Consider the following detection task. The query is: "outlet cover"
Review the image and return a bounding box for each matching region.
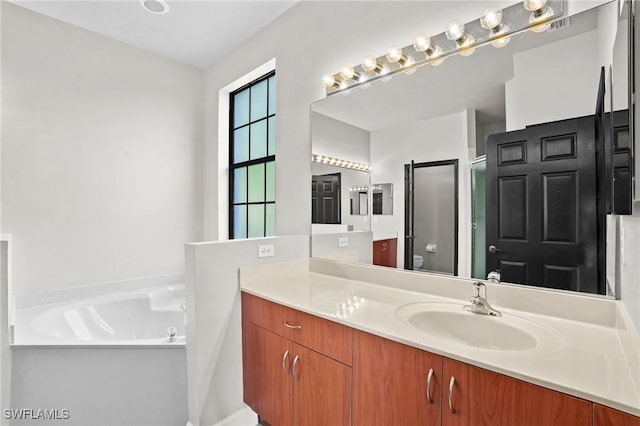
[338,237,349,248]
[258,244,275,258]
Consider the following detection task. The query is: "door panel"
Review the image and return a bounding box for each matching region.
[486,116,599,293]
[311,173,341,224]
[250,324,292,426]
[292,344,350,426]
[353,331,441,426]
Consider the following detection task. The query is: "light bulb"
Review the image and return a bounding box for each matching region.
[322,75,339,88]
[340,67,360,81]
[445,21,466,41]
[413,34,432,52]
[458,34,476,56]
[491,33,511,48]
[386,47,407,65]
[528,6,554,32]
[362,55,383,73]
[425,45,444,66]
[481,7,503,30]
[523,0,547,12]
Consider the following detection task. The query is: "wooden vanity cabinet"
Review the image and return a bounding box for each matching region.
[594,404,640,426]
[372,238,397,268]
[442,358,592,426]
[241,292,352,426]
[353,331,442,426]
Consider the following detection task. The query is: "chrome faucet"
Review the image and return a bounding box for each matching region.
[487,270,501,284]
[464,282,502,317]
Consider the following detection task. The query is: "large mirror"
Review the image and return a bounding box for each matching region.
[310,0,634,297]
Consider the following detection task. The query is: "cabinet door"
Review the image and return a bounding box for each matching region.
[249,324,292,426]
[443,358,591,426]
[292,343,351,426]
[353,331,441,426]
[595,404,640,426]
[372,240,385,266]
[291,309,352,365]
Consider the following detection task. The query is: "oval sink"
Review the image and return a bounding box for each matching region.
[396,302,563,352]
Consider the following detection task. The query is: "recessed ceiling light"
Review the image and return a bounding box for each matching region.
[140,0,169,15]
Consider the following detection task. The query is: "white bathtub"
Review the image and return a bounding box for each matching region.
[12,275,186,346]
[9,275,188,425]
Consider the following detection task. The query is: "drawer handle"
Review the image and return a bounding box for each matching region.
[292,355,300,380]
[448,376,456,414]
[284,321,302,330]
[426,368,434,403]
[281,350,290,374]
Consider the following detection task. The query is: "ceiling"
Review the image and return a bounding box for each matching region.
[11,0,298,68]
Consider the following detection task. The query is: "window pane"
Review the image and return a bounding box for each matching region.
[248,163,265,202]
[268,76,276,115]
[250,120,267,160]
[250,80,268,121]
[266,204,275,236]
[248,204,265,238]
[233,205,247,239]
[233,167,247,203]
[268,117,275,156]
[234,89,250,127]
[233,127,249,164]
[266,161,275,202]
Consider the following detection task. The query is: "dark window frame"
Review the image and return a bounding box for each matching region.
[229,71,276,239]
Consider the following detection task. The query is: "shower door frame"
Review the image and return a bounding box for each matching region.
[404,159,459,275]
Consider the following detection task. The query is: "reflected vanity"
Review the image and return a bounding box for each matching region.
[310,0,635,298]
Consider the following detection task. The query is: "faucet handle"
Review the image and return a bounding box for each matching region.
[472,281,486,298]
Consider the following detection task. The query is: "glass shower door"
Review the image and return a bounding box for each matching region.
[471,158,486,280]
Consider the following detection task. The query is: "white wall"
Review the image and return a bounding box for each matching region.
[185,235,309,426]
[311,231,373,264]
[1,3,203,295]
[369,110,472,275]
[311,112,370,164]
[620,210,640,330]
[505,30,600,131]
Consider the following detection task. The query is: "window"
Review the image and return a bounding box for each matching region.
[229,71,276,239]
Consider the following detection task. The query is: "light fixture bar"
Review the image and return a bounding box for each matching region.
[312,154,372,171]
[324,0,565,95]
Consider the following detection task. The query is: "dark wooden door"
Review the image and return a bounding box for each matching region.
[486,116,599,293]
[311,173,341,224]
[292,343,351,426]
[608,110,632,214]
[353,331,441,426]
[442,358,592,426]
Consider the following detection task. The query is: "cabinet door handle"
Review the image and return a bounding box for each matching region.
[448,376,456,414]
[292,355,300,380]
[284,321,302,330]
[426,368,434,403]
[281,350,290,374]
[382,242,388,251]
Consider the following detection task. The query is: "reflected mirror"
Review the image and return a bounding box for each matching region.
[350,186,369,215]
[310,0,634,297]
[372,184,393,215]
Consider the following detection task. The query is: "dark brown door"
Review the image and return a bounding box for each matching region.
[486,116,598,293]
[311,173,341,224]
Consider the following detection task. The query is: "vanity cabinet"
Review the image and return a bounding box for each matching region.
[594,404,640,426]
[353,330,441,426]
[372,238,397,268]
[241,292,352,426]
[442,358,592,426]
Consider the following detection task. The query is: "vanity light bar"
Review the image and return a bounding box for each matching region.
[312,154,372,171]
[323,0,564,95]
[349,186,369,192]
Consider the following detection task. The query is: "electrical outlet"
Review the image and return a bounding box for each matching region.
[258,244,275,258]
[338,237,349,248]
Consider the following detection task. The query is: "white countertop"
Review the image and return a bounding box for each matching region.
[240,259,640,417]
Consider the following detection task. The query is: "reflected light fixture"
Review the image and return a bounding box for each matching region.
[340,67,361,82]
[312,154,372,171]
[386,47,408,66]
[445,21,476,56]
[523,0,554,33]
[413,34,444,66]
[481,7,511,48]
[362,56,384,74]
[322,74,340,88]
